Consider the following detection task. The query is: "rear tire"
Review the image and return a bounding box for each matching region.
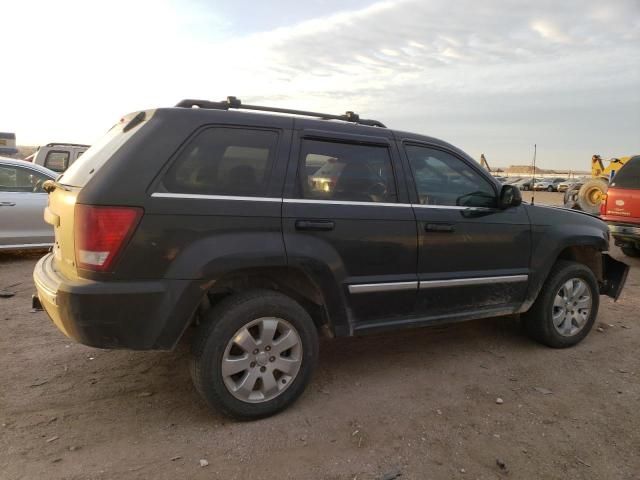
[621,246,640,258]
[523,261,599,348]
[191,289,319,420]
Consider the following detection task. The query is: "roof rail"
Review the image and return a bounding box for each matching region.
[175,96,386,128]
[45,142,90,148]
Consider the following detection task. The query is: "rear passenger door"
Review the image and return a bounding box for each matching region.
[282,129,418,334]
[146,122,292,279]
[401,143,531,319]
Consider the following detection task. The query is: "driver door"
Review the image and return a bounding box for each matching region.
[401,143,531,319]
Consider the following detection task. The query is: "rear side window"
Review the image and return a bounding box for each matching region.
[44,151,69,172]
[163,128,278,197]
[610,157,640,190]
[299,140,397,203]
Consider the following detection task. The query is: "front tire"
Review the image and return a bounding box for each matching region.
[191,290,319,420]
[523,261,599,348]
[547,185,554,192]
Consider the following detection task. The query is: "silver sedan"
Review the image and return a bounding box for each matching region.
[0,157,56,250]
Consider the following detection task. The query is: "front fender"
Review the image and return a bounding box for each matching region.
[521,205,609,311]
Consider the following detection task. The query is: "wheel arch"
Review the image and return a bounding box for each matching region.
[522,236,607,312]
[194,266,349,338]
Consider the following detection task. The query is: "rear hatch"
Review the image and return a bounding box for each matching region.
[602,156,640,224]
[45,111,150,279]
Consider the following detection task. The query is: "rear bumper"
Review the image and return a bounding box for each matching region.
[33,253,203,350]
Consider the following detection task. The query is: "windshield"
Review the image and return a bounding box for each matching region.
[610,156,640,190]
[59,111,152,187]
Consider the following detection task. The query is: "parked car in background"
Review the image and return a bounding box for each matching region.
[600,155,640,257]
[534,178,566,192]
[25,143,89,173]
[0,157,56,250]
[33,97,628,420]
[512,177,535,191]
[557,178,587,193]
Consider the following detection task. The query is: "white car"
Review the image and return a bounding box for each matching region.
[24,142,89,173]
[533,178,566,192]
[0,157,56,250]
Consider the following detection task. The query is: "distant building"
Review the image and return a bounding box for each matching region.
[0,132,18,155]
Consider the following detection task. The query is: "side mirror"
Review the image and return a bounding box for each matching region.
[499,184,522,209]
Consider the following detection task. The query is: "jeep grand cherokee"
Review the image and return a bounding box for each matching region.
[34,97,629,419]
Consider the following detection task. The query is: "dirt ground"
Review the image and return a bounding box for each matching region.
[1,192,639,480]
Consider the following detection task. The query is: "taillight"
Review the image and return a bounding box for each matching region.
[74,205,142,272]
[599,194,607,216]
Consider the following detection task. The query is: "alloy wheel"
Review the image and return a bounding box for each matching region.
[221,317,303,403]
[551,278,592,337]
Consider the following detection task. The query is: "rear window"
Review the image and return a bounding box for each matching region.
[162,127,278,197]
[610,156,640,190]
[44,151,69,172]
[59,111,151,187]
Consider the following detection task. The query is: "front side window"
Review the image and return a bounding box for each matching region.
[0,165,50,193]
[163,128,278,196]
[405,145,496,208]
[299,140,397,203]
[44,151,70,172]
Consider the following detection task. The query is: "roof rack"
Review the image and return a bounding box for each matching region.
[45,142,90,148]
[175,96,386,128]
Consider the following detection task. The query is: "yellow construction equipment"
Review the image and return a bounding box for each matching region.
[564,154,637,213]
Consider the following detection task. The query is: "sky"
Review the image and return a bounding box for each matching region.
[1,0,639,169]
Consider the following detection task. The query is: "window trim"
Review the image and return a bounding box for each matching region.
[295,137,401,204]
[44,150,71,172]
[401,141,499,208]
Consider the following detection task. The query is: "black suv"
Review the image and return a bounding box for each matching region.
[34,97,628,419]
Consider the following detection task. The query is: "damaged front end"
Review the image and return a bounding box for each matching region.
[600,253,630,301]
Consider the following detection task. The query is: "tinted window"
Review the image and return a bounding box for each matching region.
[610,157,640,190]
[164,128,278,196]
[60,111,151,187]
[299,140,397,203]
[405,145,496,207]
[44,151,69,172]
[0,165,50,193]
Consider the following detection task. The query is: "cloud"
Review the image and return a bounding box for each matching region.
[530,20,572,44]
[1,0,639,168]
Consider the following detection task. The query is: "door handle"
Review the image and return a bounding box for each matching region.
[0,202,16,207]
[295,220,335,231]
[425,223,454,233]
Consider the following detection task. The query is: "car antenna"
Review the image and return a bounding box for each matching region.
[531,144,537,205]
